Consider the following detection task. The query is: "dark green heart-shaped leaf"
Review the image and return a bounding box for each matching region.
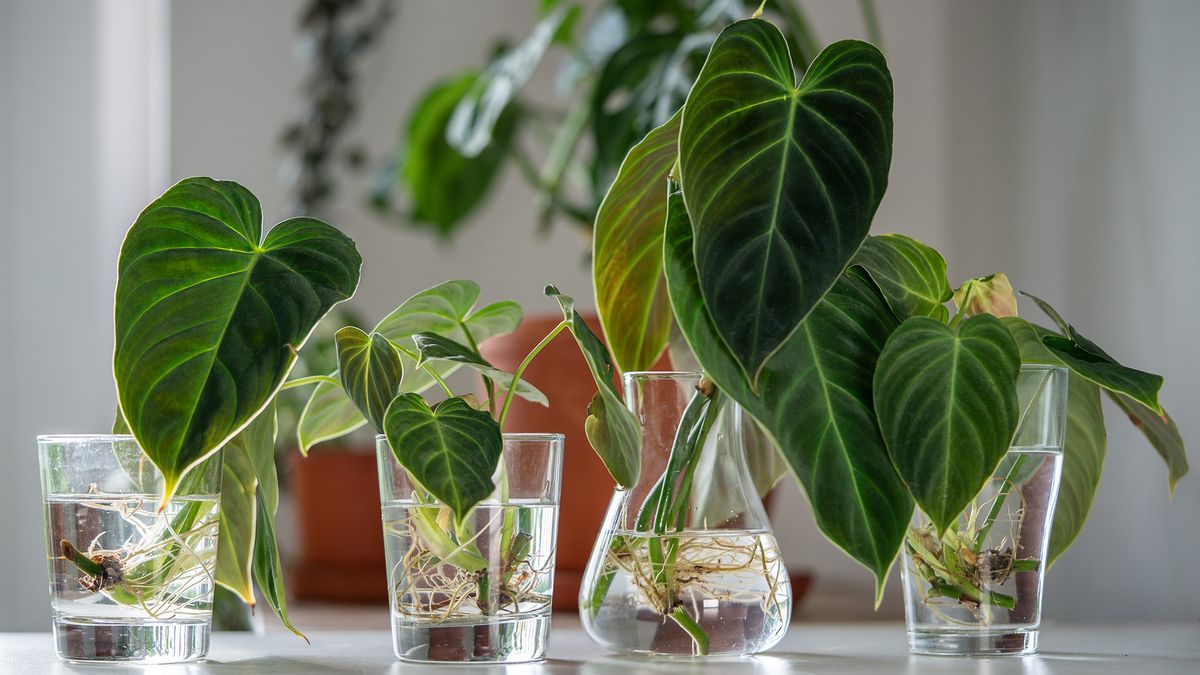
[1022,292,1164,414]
[679,22,893,381]
[545,286,641,488]
[412,332,547,406]
[335,327,404,433]
[874,314,1021,534]
[593,109,681,373]
[399,72,518,236]
[850,234,952,321]
[297,280,521,452]
[663,184,911,597]
[1110,392,1188,493]
[114,177,361,502]
[383,393,503,522]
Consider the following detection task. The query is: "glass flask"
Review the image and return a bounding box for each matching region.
[579,372,791,656]
[39,435,222,664]
[377,432,563,663]
[902,364,1069,655]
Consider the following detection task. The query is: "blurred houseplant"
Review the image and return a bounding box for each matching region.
[585,12,1189,656]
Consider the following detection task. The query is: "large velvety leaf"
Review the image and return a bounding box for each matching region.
[296,280,521,452]
[874,315,1021,534]
[411,332,547,406]
[114,177,361,502]
[663,185,911,596]
[400,72,517,236]
[679,21,893,381]
[335,327,404,433]
[593,109,681,373]
[1110,392,1188,493]
[1023,292,1164,414]
[850,234,952,322]
[1050,375,1106,564]
[545,286,642,488]
[446,5,569,157]
[383,394,504,523]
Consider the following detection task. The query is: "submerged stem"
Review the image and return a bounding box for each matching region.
[669,606,710,656]
[60,539,106,578]
[974,454,1027,553]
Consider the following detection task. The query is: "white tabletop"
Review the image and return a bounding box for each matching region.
[0,620,1196,673]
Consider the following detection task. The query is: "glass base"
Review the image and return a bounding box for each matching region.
[908,628,1038,656]
[392,614,549,663]
[53,618,209,663]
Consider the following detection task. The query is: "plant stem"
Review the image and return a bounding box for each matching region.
[974,455,1027,553]
[458,320,496,416]
[497,321,567,428]
[669,607,710,656]
[397,344,455,399]
[280,374,341,390]
[59,540,105,577]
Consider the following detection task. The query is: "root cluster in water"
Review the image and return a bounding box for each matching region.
[605,533,785,618]
[390,517,551,623]
[55,493,217,619]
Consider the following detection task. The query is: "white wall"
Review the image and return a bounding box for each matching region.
[0,0,170,631]
[945,0,1200,621]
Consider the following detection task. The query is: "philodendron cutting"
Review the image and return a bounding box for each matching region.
[584,13,1189,657]
[291,280,637,662]
[42,177,362,662]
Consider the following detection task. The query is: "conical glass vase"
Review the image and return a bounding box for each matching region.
[579,372,791,657]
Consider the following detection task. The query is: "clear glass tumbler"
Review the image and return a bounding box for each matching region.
[38,435,222,663]
[377,432,564,663]
[579,372,792,657]
[902,364,1069,655]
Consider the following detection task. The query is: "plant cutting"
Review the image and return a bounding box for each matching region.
[292,280,638,662]
[584,8,1189,657]
[579,371,792,657]
[40,177,362,663]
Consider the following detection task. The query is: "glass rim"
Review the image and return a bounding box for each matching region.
[1018,364,1068,374]
[374,432,565,443]
[37,434,136,443]
[623,370,702,381]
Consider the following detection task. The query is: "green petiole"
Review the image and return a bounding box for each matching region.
[669,606,710,656]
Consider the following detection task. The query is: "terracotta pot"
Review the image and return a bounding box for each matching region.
[479,312,627,610]
[286,450,387,602]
